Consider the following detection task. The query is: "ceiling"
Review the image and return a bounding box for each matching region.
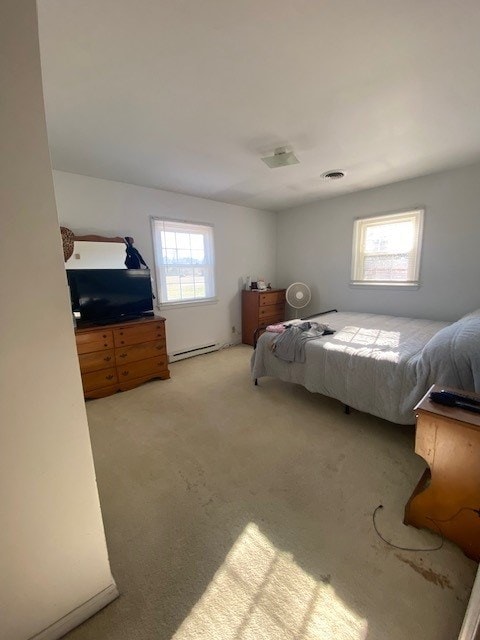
[38,0,480,212]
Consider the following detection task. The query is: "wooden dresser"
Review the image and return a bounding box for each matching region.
[74,316,170,399]
[242,289,286,346]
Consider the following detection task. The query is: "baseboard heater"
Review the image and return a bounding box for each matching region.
[168,342,220,363]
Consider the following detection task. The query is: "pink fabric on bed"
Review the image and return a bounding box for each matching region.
[266,323,286,333]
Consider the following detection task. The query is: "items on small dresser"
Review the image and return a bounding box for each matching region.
[241,288,286,346]
[74,316,170,399]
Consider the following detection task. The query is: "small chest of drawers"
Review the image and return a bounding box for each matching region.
[404,385,480,561]
[74,316,170,399]
[241,289,286,346]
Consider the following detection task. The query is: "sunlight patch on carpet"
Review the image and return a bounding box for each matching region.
[172,522,368,640]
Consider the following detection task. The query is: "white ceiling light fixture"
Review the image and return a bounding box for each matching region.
[261,146,300,169]
[322,170,346,181]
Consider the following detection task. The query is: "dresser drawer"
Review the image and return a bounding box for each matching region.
[115,340,166,365]
[116,355,168,381]
[259,291,286,306]
[79,349,115,373]
[258,303,284,319]
[113,322,165,347]
[259,313,285,327]
[76,329,114,354]
[82,367,118,392]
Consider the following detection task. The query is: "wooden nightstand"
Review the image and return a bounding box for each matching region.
[404,384,480,561]
[241,289,286,346]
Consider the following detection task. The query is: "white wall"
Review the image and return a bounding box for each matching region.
[53,171,278,354]
[0,3,116,640]
[277,162,480,322]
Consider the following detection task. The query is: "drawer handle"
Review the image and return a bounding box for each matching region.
[121,370,129,376]
[120,341,125,345]
[119,353,127,358]
[103,334,107,338]
[104,343,108,347]
[119,332,124,336]
[156,345,163,350]
[104,356,112,362]
[106,374,114,380]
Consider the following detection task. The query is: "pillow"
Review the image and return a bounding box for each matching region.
[419,316,480,392]
[459,308,480,322]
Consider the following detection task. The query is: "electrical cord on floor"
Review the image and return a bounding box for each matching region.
[373,504,480,552]
[372,505,443,552]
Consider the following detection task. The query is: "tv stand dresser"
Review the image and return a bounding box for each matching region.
[74,316,170,399]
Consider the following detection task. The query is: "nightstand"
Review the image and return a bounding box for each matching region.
[404,384,480,560]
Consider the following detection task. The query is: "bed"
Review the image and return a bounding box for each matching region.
[251,309,480,424]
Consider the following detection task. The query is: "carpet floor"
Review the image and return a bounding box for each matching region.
[65,344,476,640]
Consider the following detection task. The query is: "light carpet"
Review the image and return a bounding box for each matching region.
[65,344,476,640]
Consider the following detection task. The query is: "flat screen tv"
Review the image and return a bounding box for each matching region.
[67,269,154,325]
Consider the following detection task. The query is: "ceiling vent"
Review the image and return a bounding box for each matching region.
[261,147,299,169]
[322,170,346,180]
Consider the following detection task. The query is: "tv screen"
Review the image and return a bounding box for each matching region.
[67,269,154,324]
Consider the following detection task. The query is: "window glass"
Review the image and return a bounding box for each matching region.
[351,209,424,285]
[151,218,216,304]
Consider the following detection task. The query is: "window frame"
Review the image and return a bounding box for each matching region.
[151,217,217,307]
[350,208,424,288]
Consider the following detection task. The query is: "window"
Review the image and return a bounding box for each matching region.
[151,218,216,304]
[351,209,424,286]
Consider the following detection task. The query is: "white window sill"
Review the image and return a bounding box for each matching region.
[157,297,218,311]
[349,282,421,290]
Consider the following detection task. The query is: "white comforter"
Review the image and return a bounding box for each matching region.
[251,310,480,424]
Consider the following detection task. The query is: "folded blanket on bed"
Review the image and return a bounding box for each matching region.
[272,322,330,363]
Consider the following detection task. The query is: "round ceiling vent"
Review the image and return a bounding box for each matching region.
[322,170,346,181]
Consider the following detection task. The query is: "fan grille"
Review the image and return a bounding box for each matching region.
[286,282,311,309]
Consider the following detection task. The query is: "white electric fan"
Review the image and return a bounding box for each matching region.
[285,282,312,318]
